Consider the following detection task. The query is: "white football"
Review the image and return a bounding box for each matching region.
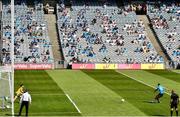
[121,99,125,102]
[6,105,10,109]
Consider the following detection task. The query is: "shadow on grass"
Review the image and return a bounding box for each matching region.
[143,100,158,104]
[152,114,166,116]
[5,113,13,116]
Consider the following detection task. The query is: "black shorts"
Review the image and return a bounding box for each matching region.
[171,103,178,109]
[157,93,163,98]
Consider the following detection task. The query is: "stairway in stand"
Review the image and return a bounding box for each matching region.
[137,15,170,63]
[45,14,64,68]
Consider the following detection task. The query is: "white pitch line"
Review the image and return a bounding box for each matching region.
[14,111,80,114]
[31,93,66,96]
[171,70,180,74]
[117,71,170,95]
[65,94,81,113]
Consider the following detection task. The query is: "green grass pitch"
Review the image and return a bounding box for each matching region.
[14,70,80,116]
[12,69,180,116]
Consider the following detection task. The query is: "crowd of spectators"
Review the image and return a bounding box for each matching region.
[57,0,163,64]
[1,3,54,64]
[1,4,12,64]
[148,2,180,67]
[1,1,169,65]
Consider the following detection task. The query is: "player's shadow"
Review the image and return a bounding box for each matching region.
[5,114,12,116]
[6,114,20,117]
[152,115,166,116]
[143,100,156,103]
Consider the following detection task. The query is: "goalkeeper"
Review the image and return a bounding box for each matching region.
[14,84,24,101]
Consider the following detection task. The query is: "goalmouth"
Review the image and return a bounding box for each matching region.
[0,66,14,116]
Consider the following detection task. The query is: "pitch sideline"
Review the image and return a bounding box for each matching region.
[31,93,82,113]
[117,70,170,96]
[65,94,81,113]
[31,93,66,96]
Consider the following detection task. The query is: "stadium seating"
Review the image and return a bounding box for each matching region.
[1,4,11,64]
[57,0,164,64]
[1,0,179,68]
[147,3,180,65]
[1,3,54,64]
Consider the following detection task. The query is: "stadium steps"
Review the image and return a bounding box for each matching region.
[137,15,169,63]
[45,14,64,68]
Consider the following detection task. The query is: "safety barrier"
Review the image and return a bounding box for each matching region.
[14,63,54,70]
[72,63,165,70]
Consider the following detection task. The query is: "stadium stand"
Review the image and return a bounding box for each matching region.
[57,0,164,64]
[0,0,179,69]
[147,2,180,68]
[1,1,54,64]
[1,1,11,65]
[0,6,1,65]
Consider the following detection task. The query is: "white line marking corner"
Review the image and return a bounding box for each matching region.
[117,71,170,95]
[65,94,81,113]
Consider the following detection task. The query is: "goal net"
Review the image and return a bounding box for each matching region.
[0,66,13,115]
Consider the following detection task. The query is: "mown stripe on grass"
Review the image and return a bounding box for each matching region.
[119,70,180,97]
[171,70,180,74]
[83,70,170,116]
[14,70,80,116]
[47,70,146,116]
[146,70,180,83]
[14,70,63,94]
[14,111,80,116]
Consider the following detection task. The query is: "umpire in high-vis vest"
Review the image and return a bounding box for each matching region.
[18,89,31,116]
